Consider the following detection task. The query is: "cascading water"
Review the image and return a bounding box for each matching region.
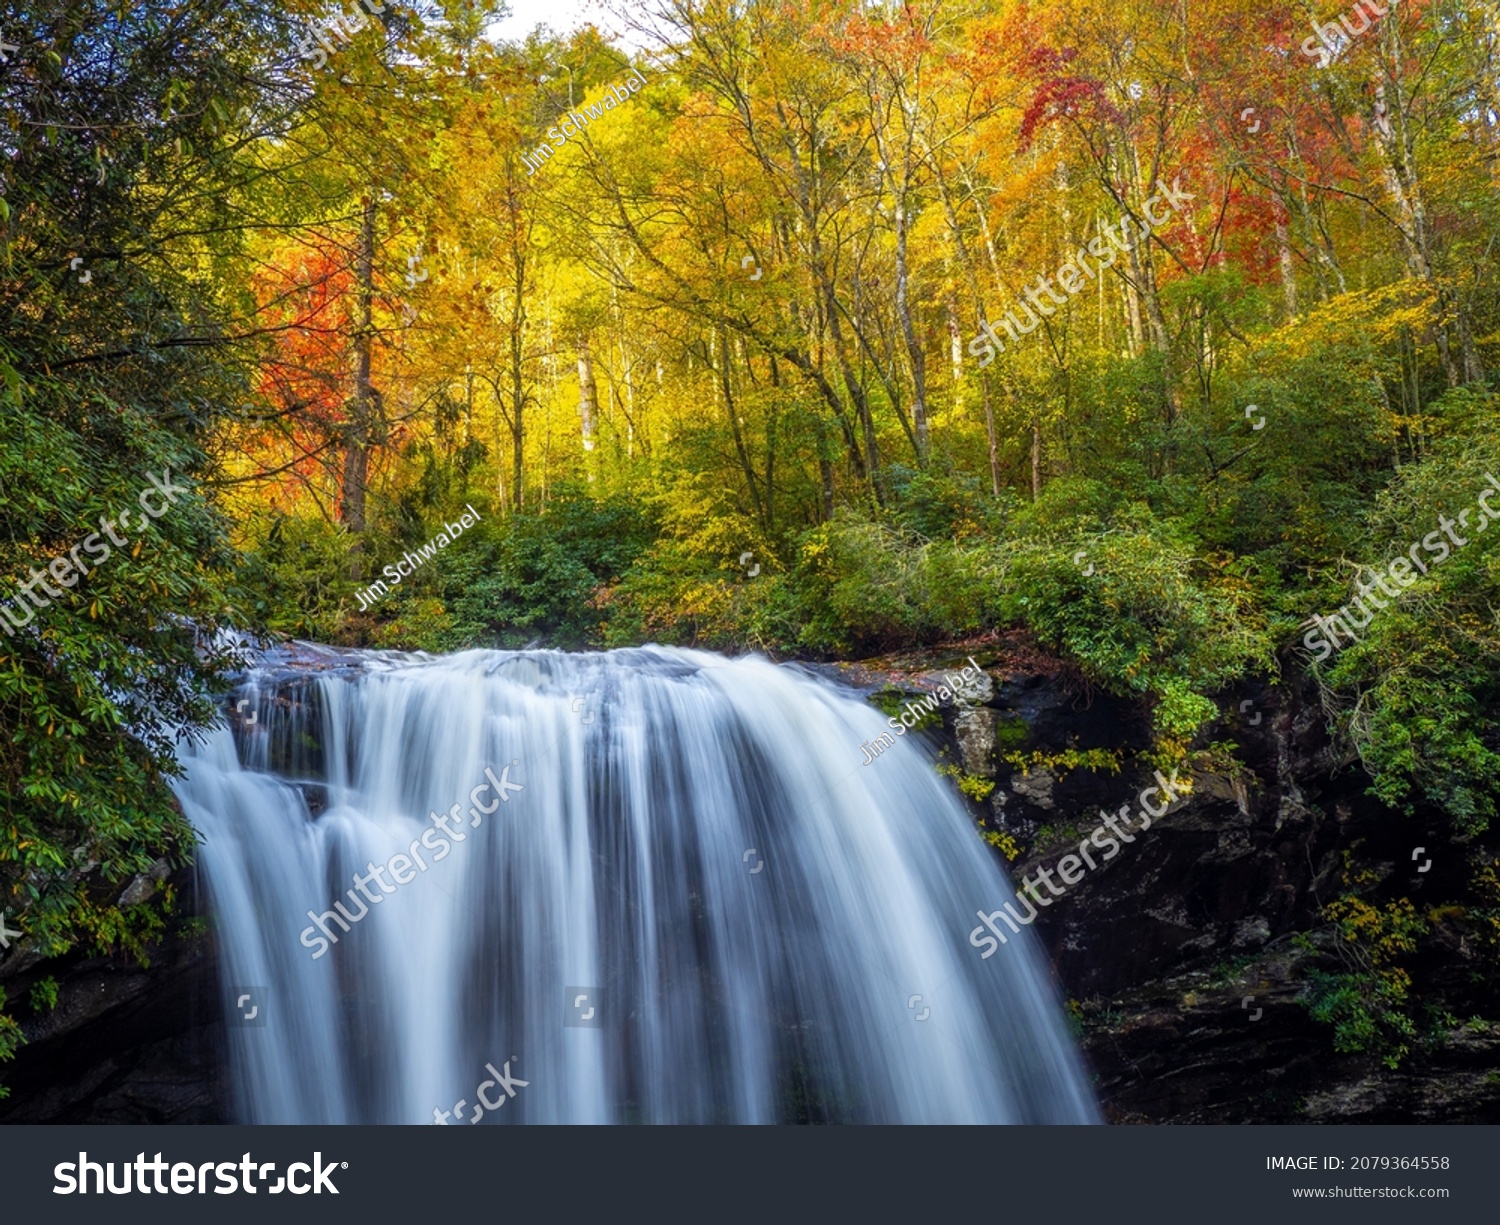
[172,645,1100,1124]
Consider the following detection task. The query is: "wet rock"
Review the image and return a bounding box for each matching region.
[1010,766,1057,810]
[0,867,228,1124]
[953,706,996,779]
[117,858,172,908]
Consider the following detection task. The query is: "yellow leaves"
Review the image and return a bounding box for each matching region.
[980,826,1021,860]
[1326,893,1424,962]
[1269,282,1438,362]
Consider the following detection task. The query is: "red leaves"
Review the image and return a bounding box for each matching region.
[984,11,1118,152]
[1018,43,1077,76]
[1018,72,1120,151]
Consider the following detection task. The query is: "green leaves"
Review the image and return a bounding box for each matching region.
[1314,413,1500,834]
[991,511,1276,755]
[0,0,262,1095]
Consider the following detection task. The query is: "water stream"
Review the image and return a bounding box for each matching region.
[171,645,1099,1124]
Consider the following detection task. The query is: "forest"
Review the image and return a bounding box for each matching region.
[2,0,1500,1100]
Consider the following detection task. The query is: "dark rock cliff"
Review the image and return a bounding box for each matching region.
[0,865,228,1123]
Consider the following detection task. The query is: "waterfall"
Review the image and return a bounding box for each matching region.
[172,645,1099,1124]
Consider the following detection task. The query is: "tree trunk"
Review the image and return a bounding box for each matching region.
[1275,211,1298,319]
[980,380,1002,497]
[509,368,524,512]
[1122,146,1179,425]
[892,190,929,462]
[1031,420,1042,501]
[340,195,377,579]
[714,327,765,525]
[946,293,964,401]
[931,162,1003,496]
[577,338,598,474]
[1372,32,1483,384]
[814,415,834,521]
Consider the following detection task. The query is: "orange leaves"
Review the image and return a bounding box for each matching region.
[825,0,936,67]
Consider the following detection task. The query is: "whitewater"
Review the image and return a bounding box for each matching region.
[170,644,1099,1124]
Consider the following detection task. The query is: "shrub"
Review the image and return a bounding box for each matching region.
[995,524,1276,758]
[1314,419,1500,834]
[235,511,359,642]
[787,512,1000,655]
[1301,857,1429,1069]
[441,485,655,649]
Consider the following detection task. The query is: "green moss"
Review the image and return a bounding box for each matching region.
[994,715,1030,751]
[868,686,905,719]
[869,685,942,730]
[1205,954,1259,988]
[29,976,59,1014]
